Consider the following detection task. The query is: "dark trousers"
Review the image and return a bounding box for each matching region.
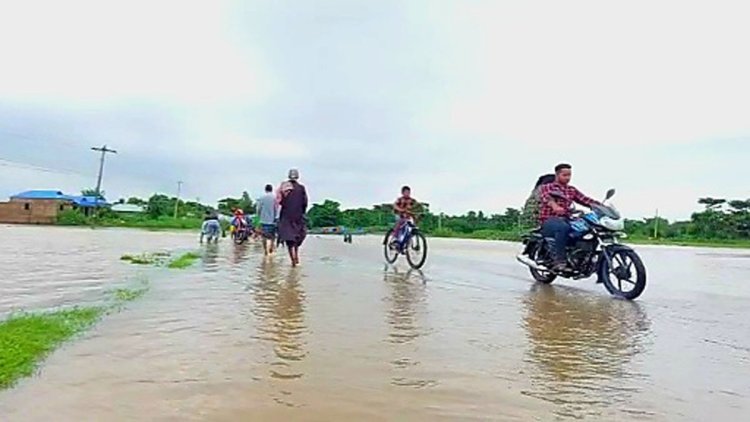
[541,217,570,262]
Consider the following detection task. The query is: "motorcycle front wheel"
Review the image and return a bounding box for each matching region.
[598,249,647,300]
[234,231,246,245]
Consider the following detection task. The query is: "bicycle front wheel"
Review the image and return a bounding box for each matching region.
[405,231,428,269]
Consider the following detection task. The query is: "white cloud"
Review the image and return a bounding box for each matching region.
[187,134,310,160]
[415,0,750,147]
[0,0,747,220]
[0,0,272,105]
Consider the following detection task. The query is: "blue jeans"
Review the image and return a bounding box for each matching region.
[541,217,570,263]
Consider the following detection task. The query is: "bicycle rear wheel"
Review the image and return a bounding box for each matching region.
[405,231,428,269]
[383,231,398,264]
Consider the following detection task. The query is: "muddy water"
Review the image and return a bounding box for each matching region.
[0,226,749,421]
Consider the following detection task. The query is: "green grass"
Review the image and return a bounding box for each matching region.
[113,286,148,302]
[429,229,750,249]
[58,213,204,230]
[0,282,150,390]
[0,307,104,389]
[626,236,750,249]
[120,253,156,265]
[99,216,202,230]
[120,251,171,266]
[167,251,201,269]
[429,228,523,242]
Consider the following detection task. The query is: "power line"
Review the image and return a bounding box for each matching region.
[91,145,117,198]
[0,128,85,149]
[0,157,85,176]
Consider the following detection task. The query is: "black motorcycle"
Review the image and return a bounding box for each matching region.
[517,189,647,300]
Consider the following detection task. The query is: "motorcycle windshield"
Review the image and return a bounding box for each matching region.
[593,203,621,220]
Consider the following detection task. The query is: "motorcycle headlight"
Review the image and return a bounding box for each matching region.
[600,217,625,231]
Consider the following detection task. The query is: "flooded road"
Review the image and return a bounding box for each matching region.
[1,225,748,420]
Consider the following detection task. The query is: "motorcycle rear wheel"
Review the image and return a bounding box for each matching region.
[528,242,557,284]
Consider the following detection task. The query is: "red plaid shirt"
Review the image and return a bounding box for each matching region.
[394,196,417,218]
[538,182,598,223]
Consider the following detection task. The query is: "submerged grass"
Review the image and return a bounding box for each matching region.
[120,251,171,266]
[0,307,103,389]
[113,286,148,302]
[167,251,201,269]
[120,254,155,265]
[0,281,151,390]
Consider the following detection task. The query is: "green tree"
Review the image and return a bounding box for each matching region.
[307,200,343,227]
[217,192,256,215]
[728,200,750,212]
[126,197,147,206]
[698,197,726,210]
[146,194,173,218]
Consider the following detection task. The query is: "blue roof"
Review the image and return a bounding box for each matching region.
[12,190,68,200]
[68,195,109,207]
[11,190,109,207]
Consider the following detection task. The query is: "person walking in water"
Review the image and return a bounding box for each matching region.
[257,184,279,256]
[278,169,308,266]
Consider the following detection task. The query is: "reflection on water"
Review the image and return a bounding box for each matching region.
[383,268,437,389]
[384,268,427,345]
[230,242,250,265]
[251,260,307,381]
[201,243,220,271]
[522,284,652,418]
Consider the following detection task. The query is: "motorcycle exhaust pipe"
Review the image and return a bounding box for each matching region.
[516,254,550,272]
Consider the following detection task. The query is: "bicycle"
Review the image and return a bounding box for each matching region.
[383,220,428,269]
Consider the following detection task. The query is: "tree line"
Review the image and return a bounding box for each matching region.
[306,197,750,241]
[100,191,749,242]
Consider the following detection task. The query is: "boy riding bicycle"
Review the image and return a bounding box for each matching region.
[390,186,418,246]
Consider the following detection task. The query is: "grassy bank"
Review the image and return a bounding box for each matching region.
[626,236,750,249]
[429,228,522,242]
[429,228,750,248]
[0,285,148,389]
[58,212,203,230]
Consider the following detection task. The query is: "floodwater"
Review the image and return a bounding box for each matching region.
[0,225,748,421]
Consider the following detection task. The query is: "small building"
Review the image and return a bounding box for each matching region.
[0,190,109,224]
[111,203,145,213]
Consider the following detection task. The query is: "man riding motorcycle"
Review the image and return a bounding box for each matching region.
[538,163,601,272]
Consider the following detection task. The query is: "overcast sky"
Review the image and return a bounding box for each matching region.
[0,0,747,220]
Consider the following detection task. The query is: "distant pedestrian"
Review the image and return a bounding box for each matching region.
[277,169,308,266]
[201,210,221,244]
[257,184,279,256]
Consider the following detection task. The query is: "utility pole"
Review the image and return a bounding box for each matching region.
[90,145,117,201]
[654,208,660,239]
[174,181,183,218]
